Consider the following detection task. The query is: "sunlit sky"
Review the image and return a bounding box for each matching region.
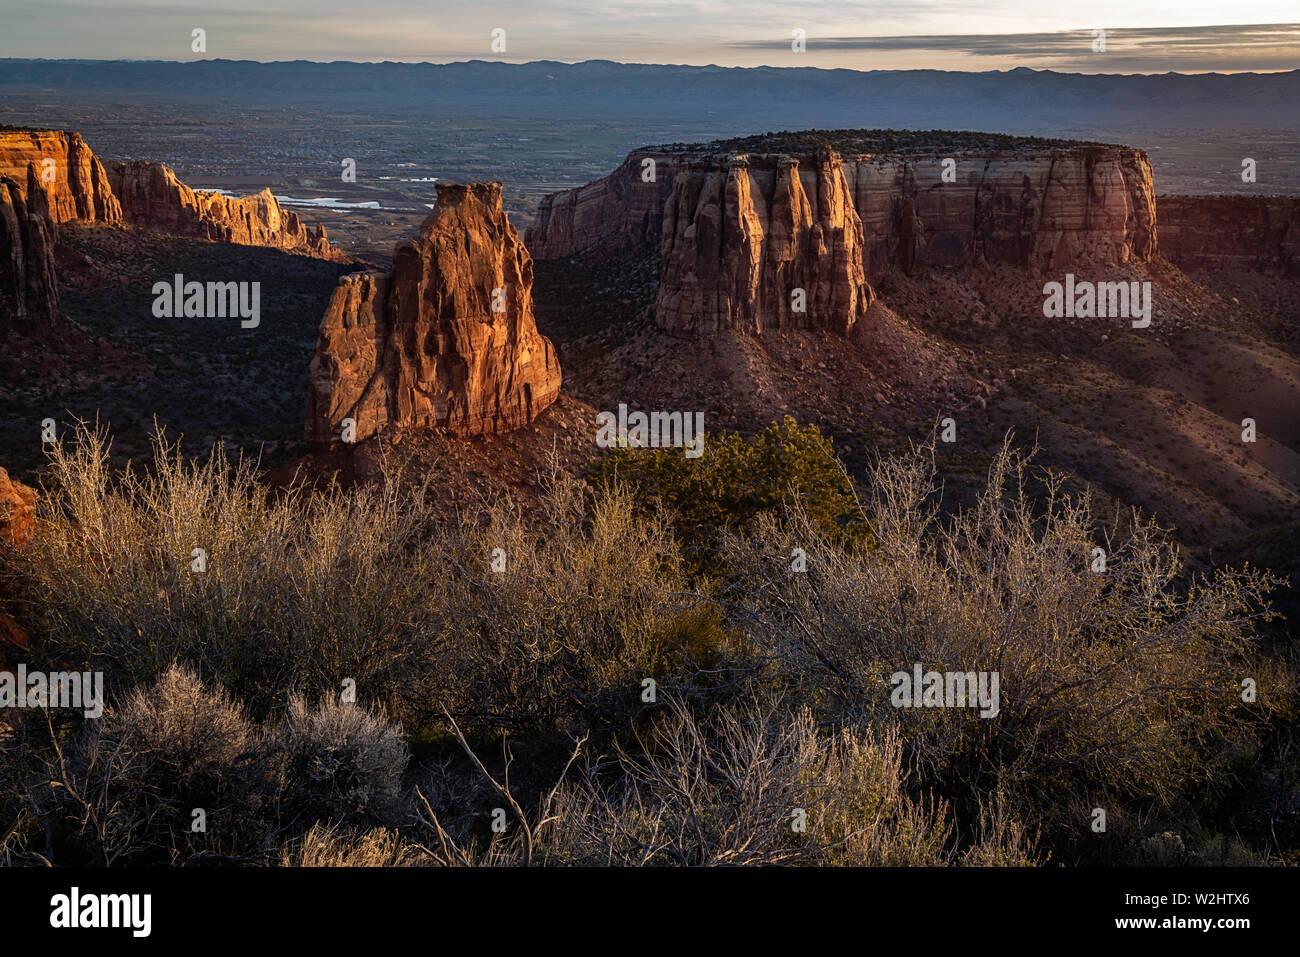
[2,1,1298,72]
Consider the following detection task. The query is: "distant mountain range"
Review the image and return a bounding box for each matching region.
[2,59,1298,130]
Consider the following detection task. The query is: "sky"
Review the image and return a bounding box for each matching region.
[2,0,1298,72]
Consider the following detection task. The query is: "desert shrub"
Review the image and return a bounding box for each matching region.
[4,422,1288,866]
[543,697,1035,866]
[719,438,1282,846]
[588,416,869,548]
[28,663,267,865]
[429,475,706,739]
[265,696,409,829]
[12,425,710,740]
[422,696,1037,866]
[13,426,456,722]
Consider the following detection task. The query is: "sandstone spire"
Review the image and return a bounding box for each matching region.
[306,181,562,446]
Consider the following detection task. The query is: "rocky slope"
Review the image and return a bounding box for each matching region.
[1159,196,1299,275]
[0,165,60,330]
[306,181,561,446]
[107,160,348,261]
[0,129,121,224]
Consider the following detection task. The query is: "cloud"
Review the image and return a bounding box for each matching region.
[1,2,1297,71]
[731,23,1300,68]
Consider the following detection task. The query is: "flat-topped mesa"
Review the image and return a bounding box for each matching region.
[656,151,873,336]
[1158,195,1299,275]
[106,161,350,261]
[527,132,1160,307]
[0,166,60,332]
[305,181,562,446]
[0,129,121,224]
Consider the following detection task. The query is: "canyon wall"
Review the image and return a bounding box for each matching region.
[0,129,346,261]
[306,182,561,446]
[0,166,60,330]
[107,161,349,261]
[0,129,121,224]
[528,144,1158,277]
[528,152,684,260]
[527,141,1159,337]
[1158,196,1299,275]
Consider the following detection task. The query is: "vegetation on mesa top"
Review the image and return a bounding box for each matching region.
[644,128,1121,156]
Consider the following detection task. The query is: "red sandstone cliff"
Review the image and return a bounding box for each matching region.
[529,141,1157,339]
[656,152,873,336]
[306,181,561,446]
[528,143,1158,278]
[528,152,686,260]
[0,129,121,224]
[107,160,349,261]
[0,467,37,548]
[1158,195,1299,275]
[0,165,60,330]
[0,129,347,261]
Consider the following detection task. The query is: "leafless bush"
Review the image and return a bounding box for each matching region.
[545,697,1033,866]
[265,696,410,829]
[30,663,266,864]
[719,438,1281,830]
[409,696,1036,867]
[4,424,1286,865]
[15,425,455,721]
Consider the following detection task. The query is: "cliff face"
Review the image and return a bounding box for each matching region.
[107,161,349,261]
[656,152,873,335]
[528,152,684,260]
[528,141,1159,337]
[850,148,1157,274]
[306,182,561,446]
[0,166,60,331]
[529,144,1158,278]
[0,130,121,224]
[0,130,346,260]
[1158,196,1299,275]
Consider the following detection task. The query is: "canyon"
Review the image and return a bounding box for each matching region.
[2,125,1297,555]
[305,181,561,446]
[526,130,1300,553]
